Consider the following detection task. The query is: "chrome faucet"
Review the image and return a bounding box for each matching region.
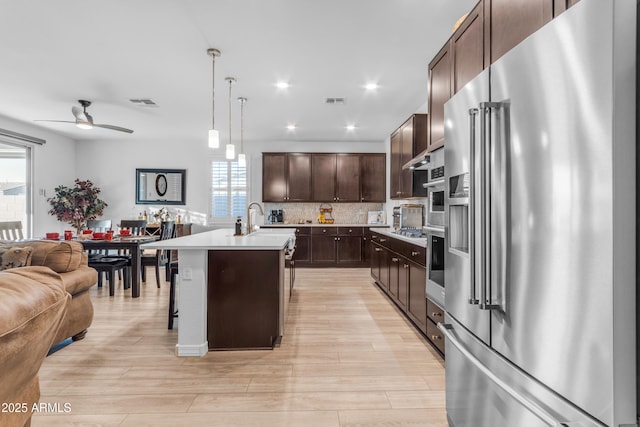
[246,202,264,235]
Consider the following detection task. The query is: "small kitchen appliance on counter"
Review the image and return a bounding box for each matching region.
[392,204,424,231]
[268,209,283,224]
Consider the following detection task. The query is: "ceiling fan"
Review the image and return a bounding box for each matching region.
[36,100,134,134]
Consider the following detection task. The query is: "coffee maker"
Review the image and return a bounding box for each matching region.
[268,209,283,224]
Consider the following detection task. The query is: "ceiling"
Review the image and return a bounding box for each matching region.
[0,0,475,145]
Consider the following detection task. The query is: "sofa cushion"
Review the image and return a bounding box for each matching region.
[0,266,69,426]
[0,246,32,271]
[61,266,98,295]
[9,241,84,273]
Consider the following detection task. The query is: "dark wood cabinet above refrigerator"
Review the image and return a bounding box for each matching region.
[390,115,428,200]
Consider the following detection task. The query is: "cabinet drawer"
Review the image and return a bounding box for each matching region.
[294,227,311,236]
[427,299,444,324]
[337,227,363,236]
[397,242,426,267]
[311,227,338,236]
[426,318,445,356]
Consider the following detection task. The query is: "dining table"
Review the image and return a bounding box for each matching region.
[80,235,159,298]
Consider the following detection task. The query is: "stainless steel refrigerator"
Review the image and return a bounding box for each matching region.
[441,0,637,426]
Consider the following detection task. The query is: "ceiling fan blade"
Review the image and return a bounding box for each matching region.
[93,123,134,134]
[34,120,76,124]
[72,106,88,121]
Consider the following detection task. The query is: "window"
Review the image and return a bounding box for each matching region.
[0,140,32,236]
[210,159,247,222]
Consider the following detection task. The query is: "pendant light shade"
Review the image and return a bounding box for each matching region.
[225,77,236,160]
[207,48,221,149]
[237,97,247,167]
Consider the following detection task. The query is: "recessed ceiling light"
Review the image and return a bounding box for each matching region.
[346,125,356,131]
[276,82,290,89]
[365,83,379,90]
[287,124,296,131]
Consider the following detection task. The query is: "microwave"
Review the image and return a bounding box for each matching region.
[423,148,445,227]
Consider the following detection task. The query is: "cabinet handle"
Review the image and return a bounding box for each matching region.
[374,248,382,252]
[363,237,367,241]
[431,335,442,341]
[403,264,409,269]
[432,312,443,318]
[411,251,420,256]
[323,229,326,233]
[391,257,399,262]
[337,197,340,201]
[379,238,387,242]
[334,237,337,241]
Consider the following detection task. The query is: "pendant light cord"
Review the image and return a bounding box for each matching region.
[228,79,232,145]
[240,99,244,153]
[211,54,215,130]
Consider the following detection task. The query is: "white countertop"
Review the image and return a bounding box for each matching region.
[141,228,294,251]
[373,229,427,248]
[261,223,389,228]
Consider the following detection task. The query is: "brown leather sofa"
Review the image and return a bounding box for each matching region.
[0,267,69,427]
[0,240,97,344]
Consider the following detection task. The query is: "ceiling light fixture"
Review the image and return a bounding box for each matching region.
[287,124,296,131]
[207,48,221,149]
[365,83,379,90]
[237,97,247,167]
[346,124,356,131]
[225,77,236,160]
[276,82,290,89]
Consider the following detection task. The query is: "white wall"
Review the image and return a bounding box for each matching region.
[0,115,78,237]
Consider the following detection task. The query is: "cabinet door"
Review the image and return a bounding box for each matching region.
[398,260,409,309]
[487,0,553,63]
[287,153,312,201]
[390,131,402,199]
[452,2,486,94]
[262,153,287,202]
[389,254,400,299]
[427,43,452,152]
[336,154,360,202]
[410,114,429,157]
[360,154,386,202]
[407,262,427,333]
[379,247,391,291]
[337,235,362,264]
[371,242,383,282]
[312,154,336,202]
[293,235,311,264]
[311,235,337,263]
[400,120,414,198]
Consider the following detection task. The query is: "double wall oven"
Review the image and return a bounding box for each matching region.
[423,148,445,308]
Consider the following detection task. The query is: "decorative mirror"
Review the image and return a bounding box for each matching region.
[135,168,186,205]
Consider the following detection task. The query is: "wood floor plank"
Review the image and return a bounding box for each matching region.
[32,267,446,426]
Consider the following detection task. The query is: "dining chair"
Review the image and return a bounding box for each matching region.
[86,219,131,294]
[141,221,175,288]
[119,220,147,236]
[0,221,24,241]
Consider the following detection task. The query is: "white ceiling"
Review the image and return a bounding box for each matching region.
[0,0,475,145]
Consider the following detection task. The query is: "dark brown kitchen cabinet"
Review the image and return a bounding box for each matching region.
[262,153,311,202]
[426,299,445,356]
[336,155,361,202]
[407,261,427,334]
[390,115,428,199]
[388,254,400,300]
[311,227,338,263]
[293,227,311,266]
[360,154,386,202]
[452,1,487,94]
[312,154,360,202]
[486,0,553,64]
[336,227,363,264]
[427,44,452,153]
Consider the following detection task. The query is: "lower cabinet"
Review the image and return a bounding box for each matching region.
[370,231,443,358]
[263,226,378,267]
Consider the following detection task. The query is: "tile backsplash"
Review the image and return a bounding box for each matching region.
[264,203,384,225]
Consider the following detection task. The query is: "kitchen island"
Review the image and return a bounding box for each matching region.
[141,228,295,356]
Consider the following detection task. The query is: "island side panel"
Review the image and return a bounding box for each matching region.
[207,250,282,350]
[176,250,208,356]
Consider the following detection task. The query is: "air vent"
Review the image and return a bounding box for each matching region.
[129,98,158,107]
[324,97,346,105]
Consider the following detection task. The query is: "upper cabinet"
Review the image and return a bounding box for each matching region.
[426,0,576,153]
[486,0,553,64]
[390,115,428,200]
[263,152,385,203]
[262,153,312,202]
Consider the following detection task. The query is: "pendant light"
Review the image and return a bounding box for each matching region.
[225,77,236,160]
[207,48,221,149]
[237,97,247,167]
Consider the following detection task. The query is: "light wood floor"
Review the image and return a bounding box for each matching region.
[34,267,447,427]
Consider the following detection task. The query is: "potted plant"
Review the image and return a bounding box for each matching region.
[47,179,108,235]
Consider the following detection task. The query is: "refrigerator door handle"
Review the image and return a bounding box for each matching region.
[437,323,569,427]
[479,102,503,311]
[468,108,479,305]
